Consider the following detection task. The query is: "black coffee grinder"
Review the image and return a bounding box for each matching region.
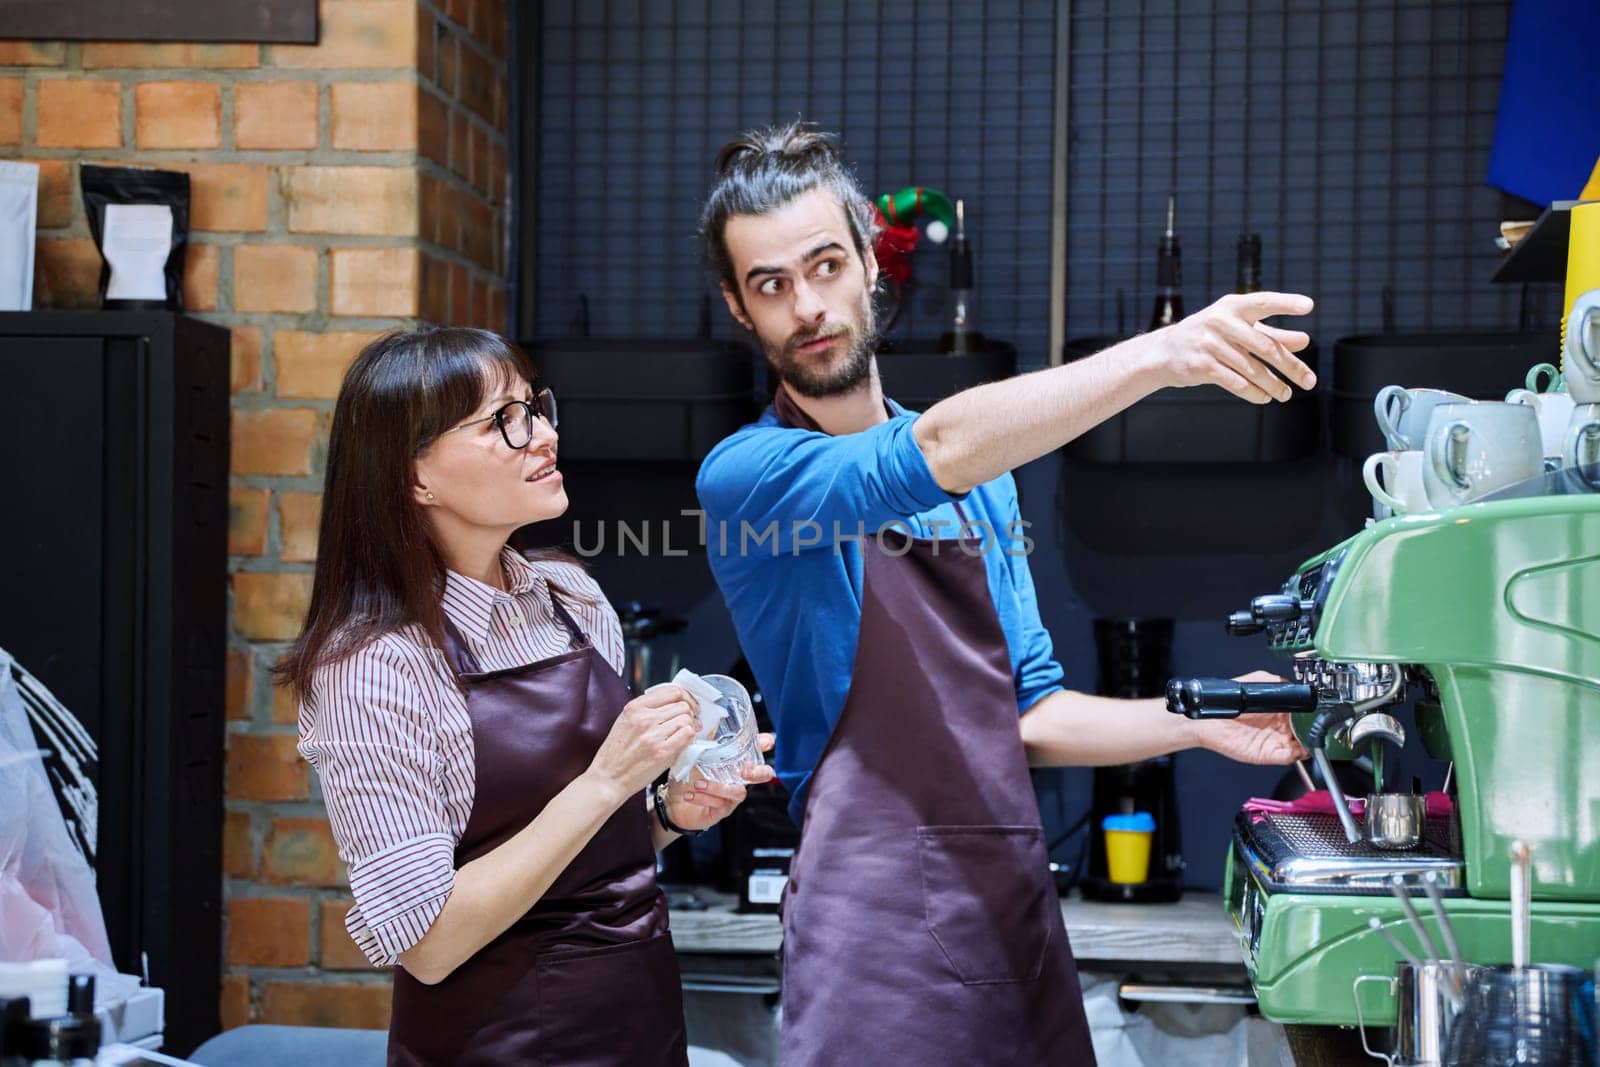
[1078,618,1185,903]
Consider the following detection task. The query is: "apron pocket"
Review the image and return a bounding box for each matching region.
[534,933,687,1067]
[916,825,1054,985]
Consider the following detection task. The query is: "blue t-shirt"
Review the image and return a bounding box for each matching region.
[695,400,1066,824]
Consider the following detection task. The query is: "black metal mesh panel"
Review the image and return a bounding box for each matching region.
[532,1,1060,368]
[1064,0,1548,350]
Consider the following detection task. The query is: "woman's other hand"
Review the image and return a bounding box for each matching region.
[585,685,700,802]
[663,734,776,832]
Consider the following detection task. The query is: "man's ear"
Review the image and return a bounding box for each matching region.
[863,244,879,294]
[720,282,753,332]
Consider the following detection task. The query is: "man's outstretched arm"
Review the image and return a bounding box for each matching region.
[915,292,1316,494]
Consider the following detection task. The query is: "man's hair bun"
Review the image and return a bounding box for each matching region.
[714,121,841,176]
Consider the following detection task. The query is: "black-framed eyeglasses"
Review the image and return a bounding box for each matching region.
[445,387,558,449]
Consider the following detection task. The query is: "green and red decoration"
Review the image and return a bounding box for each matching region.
[873,186,954,286]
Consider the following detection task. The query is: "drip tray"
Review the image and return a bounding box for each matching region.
[1235,809,1464,896]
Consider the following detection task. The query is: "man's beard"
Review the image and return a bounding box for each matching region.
[761,288,878,400]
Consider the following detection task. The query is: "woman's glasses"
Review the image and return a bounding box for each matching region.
[445,387,558,450]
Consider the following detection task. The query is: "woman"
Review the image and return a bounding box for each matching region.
[278,327,770,1065]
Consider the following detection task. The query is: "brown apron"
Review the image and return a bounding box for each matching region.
[387,589,687,1066]
[774,387,1097,1065]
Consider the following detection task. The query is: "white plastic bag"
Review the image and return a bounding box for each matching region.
[0,648,138,1008]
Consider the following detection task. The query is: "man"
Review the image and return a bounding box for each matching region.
[695,122,1311,1065]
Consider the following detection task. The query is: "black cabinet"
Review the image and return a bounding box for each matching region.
[0,311,228,1055]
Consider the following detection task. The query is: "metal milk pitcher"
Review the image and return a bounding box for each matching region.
[1357,961,1482,1067]
[1443,963,1595,1067]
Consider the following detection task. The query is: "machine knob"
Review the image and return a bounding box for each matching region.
[1250,595,1316,624]
[1164,678,1319,719]
[1226,610,1264,636]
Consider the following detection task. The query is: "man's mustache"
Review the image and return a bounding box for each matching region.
[784,324,851,356]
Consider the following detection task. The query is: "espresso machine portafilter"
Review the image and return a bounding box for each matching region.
[1166,588,1408,845]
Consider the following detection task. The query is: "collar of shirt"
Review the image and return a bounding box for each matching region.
[440,547,546,646]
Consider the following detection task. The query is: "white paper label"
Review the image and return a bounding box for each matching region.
[102,203,173,301]
[0,160,38,312]
[747,871,788,905]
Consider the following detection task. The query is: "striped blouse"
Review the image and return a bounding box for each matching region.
[297,548,626,968]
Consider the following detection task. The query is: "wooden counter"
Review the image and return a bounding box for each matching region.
[668,888,1243,966]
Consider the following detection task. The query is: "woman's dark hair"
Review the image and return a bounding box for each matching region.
[274,326,576,698]
[699,120,880,302]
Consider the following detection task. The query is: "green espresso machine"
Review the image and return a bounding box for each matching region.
[1167,490,1600,1028]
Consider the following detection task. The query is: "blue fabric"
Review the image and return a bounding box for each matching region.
[189,1025,387,1067]
[697,401,1066,824]
[1486,0,1600,206]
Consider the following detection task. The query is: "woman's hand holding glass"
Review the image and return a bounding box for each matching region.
[663,733,777,832]
[586,685,701,802]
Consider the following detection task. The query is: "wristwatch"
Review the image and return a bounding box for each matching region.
[651,772,703,837]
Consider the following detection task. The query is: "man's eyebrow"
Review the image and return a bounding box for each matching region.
[801,240,846,262]
[744,241,847,286]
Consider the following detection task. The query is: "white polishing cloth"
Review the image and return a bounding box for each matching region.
[668,669,729,781]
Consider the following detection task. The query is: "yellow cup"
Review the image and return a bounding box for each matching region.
[1563,202,1600,370]
[1103,812,1156,885]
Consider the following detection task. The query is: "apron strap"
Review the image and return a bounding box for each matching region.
[546,586,590,650]
[437,585,588,677]
[771,384,823,431]
[438,615,483,676]
[771,384,906,433]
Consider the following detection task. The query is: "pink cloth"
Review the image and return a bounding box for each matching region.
[1243,789,1454,821]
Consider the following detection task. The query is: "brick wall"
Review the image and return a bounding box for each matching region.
[0,0,510,1034]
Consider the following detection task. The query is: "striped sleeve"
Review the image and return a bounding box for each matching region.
[298,636,458,967]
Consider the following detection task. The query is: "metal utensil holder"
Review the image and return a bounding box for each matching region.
[1356,960,1480,1067]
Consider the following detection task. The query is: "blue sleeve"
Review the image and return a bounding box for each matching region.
[994,478,1066,713]
[697,413,962,555]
